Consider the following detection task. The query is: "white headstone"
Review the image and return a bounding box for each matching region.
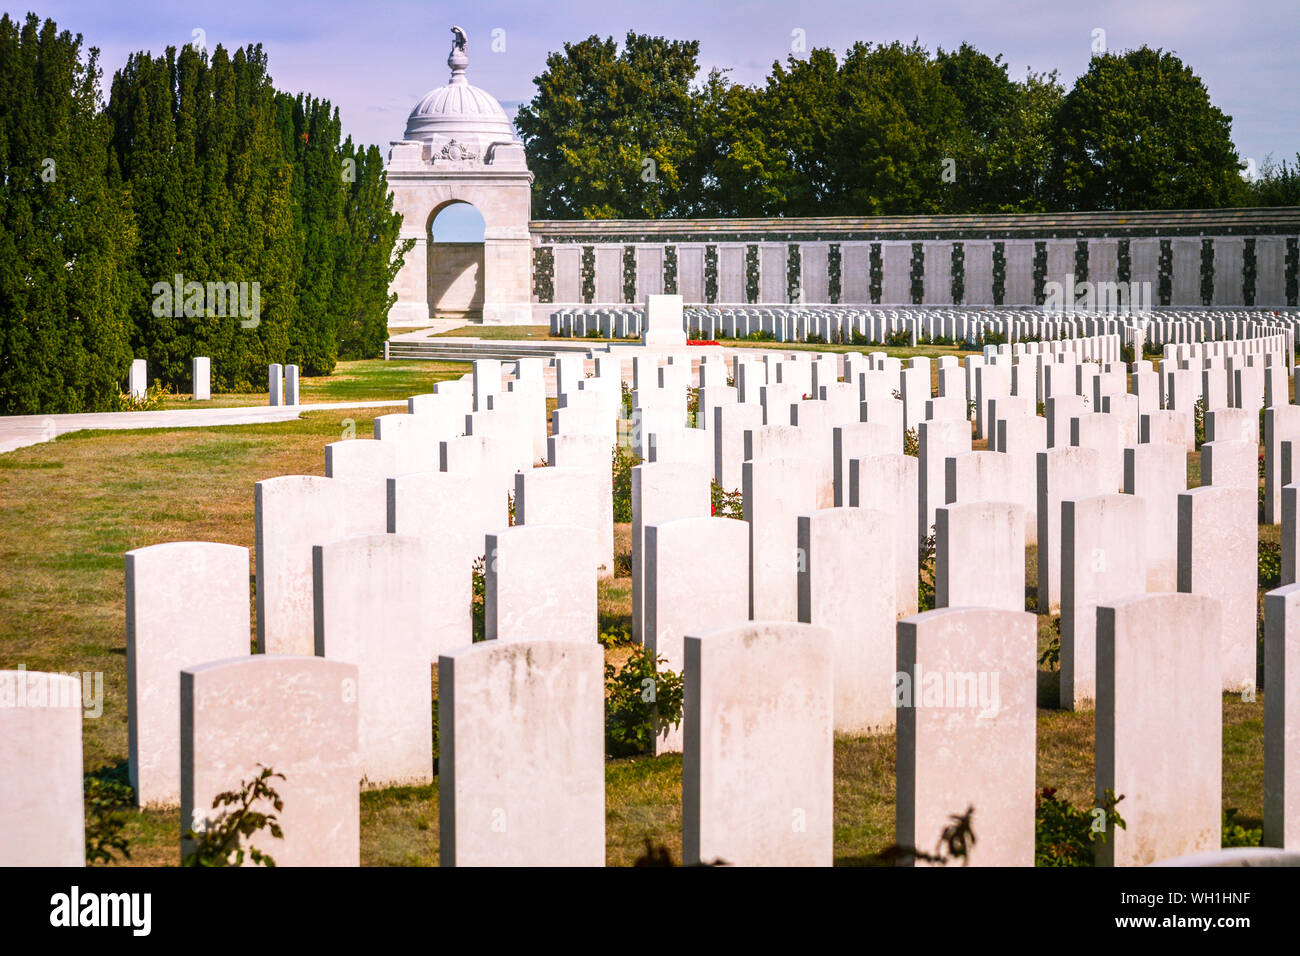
[126,541,250,807]
[313,533,436,786]
[485,525,597,643]
[181,656,359,866]
[683,621,833,866]
[439,640,604,866]
[1095,593,1222,866]
[896,607,1037,866]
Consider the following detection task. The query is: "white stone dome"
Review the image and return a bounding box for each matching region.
[403,29,516,156]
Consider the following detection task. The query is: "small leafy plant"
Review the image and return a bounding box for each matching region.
[1035,787,1126,866]
[1259,539,1282,589]
[84,769,134,865]
[612,444,641,522]
[605,646,684,757]
[471,555,486,642]
[1222,808,1262,847]
[182,766,285,867]
[113,380,171,412]
[917,527,937,612]
[1039,616,1062,669]
[710,480,744,519]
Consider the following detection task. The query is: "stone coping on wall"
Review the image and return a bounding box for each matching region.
[529,207,1300,242]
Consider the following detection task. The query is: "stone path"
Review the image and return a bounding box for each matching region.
[0,401,407,455]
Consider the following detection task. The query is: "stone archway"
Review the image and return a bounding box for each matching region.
[385,29,534,326]
[426,200,485,321]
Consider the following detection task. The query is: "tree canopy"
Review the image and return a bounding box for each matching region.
[0,13,409,413]
[517,34,1274,218]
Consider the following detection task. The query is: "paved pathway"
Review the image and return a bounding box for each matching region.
[0,400,407,455]
[388,320,463,341]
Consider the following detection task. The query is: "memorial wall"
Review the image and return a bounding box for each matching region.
[527,208,1300,322]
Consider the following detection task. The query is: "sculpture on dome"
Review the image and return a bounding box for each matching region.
[450,26,467,53]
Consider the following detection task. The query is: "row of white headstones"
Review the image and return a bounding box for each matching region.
[4,323,1299,866]
[125,357,301,404]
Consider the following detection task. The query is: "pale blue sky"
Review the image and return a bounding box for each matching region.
[10,1,1298,207]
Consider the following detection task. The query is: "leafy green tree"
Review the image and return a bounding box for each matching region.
[335,140,411,360]
[1250,153,1300,207]
[515,32,703,218]
[936,44,1063,212]
[1048,46,1249,210]
[0,14,136,414]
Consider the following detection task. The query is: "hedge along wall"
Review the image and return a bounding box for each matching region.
[527,208,1300,319]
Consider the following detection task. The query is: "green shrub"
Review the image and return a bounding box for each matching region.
[84,768,134,865]
[1039,616,1062,669]
[605,646,684,757]
[113,380,171,412]
[1222,808,1262,847]
[710,480,744,519]
[746,329,775,341]
[1035,787,1126,866]
[598,618,634,648]
[903,427,919,457]
[612,445,641,522]
[1193,396,1206,447]
[884,329,911,347]
[182,766,285,867]
[917,527,937,612]
[471,555,486,642]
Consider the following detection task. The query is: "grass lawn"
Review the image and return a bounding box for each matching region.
[157,359,471,409]
[0,406,1270,866]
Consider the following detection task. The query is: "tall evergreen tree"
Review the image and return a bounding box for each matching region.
[0,13,135,414]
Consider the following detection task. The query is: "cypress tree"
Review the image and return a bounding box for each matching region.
[0,13,134,413]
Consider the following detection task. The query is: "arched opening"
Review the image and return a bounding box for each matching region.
[427,200,486,321]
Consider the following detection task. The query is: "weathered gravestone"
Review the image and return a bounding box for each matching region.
[439,640,604,866]
[798,507,897,733]
[485,525,597,643]
[126,541,250,807]
[1095,593,1221,866]
[313,533,436,786]
[0,670,84,865]
[896,607,1037,866]
[181,656,359,866]
[388,471,507,659]
[1264,584,1300,849]
[683,621,833,866]
[255,475,348,656]
[645,516,749,754]
[1060,495,1145,710]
